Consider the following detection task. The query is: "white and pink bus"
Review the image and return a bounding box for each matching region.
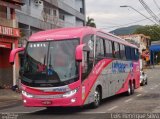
[10,27,140,108]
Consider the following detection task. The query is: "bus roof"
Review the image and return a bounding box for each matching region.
[29,27,138,49]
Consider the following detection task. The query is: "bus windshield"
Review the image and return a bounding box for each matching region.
[22,39,79,87]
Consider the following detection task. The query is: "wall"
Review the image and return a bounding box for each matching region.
[64,15,76,27]
[75,0,83,12]
[21,0,30,14]
[20,0,44,20]
[76,19,84,26]
[60,0,75,9]
[30,0,44,20]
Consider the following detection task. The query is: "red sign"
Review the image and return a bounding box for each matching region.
[0,25,20,37]
[0,42,11,49]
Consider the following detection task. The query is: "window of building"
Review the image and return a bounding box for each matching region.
[59,14,65,20]
[80,8,83,13]
[44,8,51,15]
[0,6,7,19]
[53,9,58,16]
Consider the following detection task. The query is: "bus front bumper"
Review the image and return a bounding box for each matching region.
[22,91,82,107]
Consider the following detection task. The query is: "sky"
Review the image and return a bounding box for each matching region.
[86,0,160,31]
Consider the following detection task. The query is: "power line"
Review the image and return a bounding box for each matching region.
[100,16,155,30]
[139,0,160,24]
[153,0,160,11]
[99,17,160,38]
[120,5,157,24]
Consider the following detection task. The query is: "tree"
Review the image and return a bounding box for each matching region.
[134,25,160,41]
[86,17,96,28]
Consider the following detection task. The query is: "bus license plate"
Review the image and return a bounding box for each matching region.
[42,101,52,105]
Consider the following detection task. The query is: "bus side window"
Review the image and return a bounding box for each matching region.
[135,49,139,61]
[82,51,88,74]
[82,35,94,80]
[96,37,105,60]
[105,39,112,58]
[113,42,120,59]
[120,44,126,60]
[131,48,136,60]
[125,46,131,60]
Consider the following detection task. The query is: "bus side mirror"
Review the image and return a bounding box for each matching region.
[75,44,86,62]
[9,47,25,65]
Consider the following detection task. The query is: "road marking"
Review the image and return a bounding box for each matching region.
[124,98,133,103]
[136,94,142,97]
[107,106,118,111]
[0,109,45,114]
[154,85,158,88]
[0,112,30,114]
[81,111,106,114]
[150,88,154,90]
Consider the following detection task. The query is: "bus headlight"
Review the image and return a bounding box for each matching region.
[63,88,78,98]
[22,90,34,98]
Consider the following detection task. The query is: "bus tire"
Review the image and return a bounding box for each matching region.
[46,107,54,110]
[145,78,148,85]
[142,80,145,86]
[131,82,135,94]
[126,82,131,96]
[91,87,101,108]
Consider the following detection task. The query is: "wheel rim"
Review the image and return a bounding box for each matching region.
[94,90,100,106]
[132,83,134,93]
[128,84,131,94]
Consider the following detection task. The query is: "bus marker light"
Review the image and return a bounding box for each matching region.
[23,100,27,103]
[71,98,76,103]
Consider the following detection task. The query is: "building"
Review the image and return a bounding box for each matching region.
[16,0,86,41]
[0,0,23,88]
[119,34,150,53]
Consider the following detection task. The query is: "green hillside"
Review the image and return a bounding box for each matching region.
[110,25,142,35]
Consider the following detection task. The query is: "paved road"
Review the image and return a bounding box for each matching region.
[0,66,160,119]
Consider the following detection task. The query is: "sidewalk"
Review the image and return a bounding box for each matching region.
[0,89,22,109]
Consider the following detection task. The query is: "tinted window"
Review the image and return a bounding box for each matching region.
[96,37,105,57]
[82,35,94,80]
[131,48,139,61]
[22,39,79,87]
[83,35,94,60]
[113,42,120,59]
[48,40,79,81]
[120,44,126,60]
[135,49,139,61]
[125,46,132,60]
[105,40,113,58]
[131,48,136,60]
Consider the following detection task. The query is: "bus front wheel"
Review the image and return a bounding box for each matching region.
[91,87,101,108]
